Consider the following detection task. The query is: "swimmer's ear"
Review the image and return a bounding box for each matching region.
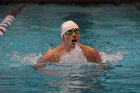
[61,36,64,41]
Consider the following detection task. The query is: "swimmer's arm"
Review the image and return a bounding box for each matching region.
[80,44,102,64]
[33,49,53,70]
[90,48,110,70]
[32,58,47,70]
[90,48,102,64]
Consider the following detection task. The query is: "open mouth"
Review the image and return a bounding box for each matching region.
[72,39,77,42]
[72,39,77,45]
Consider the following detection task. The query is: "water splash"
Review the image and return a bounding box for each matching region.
[100,51,128,63]
[59,44,87,67]
[9,51,42,65]
[9,49,127,67]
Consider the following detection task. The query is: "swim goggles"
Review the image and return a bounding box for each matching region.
[65,29,80,35]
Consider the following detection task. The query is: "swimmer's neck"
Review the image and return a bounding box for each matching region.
[62,42,80,52]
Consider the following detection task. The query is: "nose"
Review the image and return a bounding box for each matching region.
[72,32,76,38]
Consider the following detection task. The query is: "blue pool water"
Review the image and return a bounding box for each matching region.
[0,4,140,93]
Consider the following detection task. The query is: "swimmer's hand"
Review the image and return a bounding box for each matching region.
[32,58,46,70]
[98,63,110,70]
[32,49,53,70]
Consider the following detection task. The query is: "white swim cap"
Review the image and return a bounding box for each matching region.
[60,20,79,37]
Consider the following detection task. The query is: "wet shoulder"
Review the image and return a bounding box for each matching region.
[49,45,65,62]
[53,44,65,54]
[79,44,96,52]
[79,44,101,63]
[44,47,62,62]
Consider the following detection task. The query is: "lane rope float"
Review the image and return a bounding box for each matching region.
[0,4,25,36]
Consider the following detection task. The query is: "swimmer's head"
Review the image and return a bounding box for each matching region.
[60,20,79,38]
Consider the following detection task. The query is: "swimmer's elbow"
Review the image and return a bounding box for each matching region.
[98,59,102,64]
[97,54,102,64]
[95,54,103,64]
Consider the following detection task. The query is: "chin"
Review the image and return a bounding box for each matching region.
[71,42,78,47]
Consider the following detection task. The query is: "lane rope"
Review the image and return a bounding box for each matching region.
[0,4,25,36]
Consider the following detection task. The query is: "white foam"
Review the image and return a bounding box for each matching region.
[9,51,42,65]
[9,50,127,67]
[59,44,87,67]
[100,51,127,63]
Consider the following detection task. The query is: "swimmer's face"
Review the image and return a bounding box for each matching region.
[62,28,80,47]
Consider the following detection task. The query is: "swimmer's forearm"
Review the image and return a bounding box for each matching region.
[98,55,102,64]
[95,49,103,64]
[92,50,102,64]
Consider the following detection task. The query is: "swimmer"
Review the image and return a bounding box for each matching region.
[33,20,102,69]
